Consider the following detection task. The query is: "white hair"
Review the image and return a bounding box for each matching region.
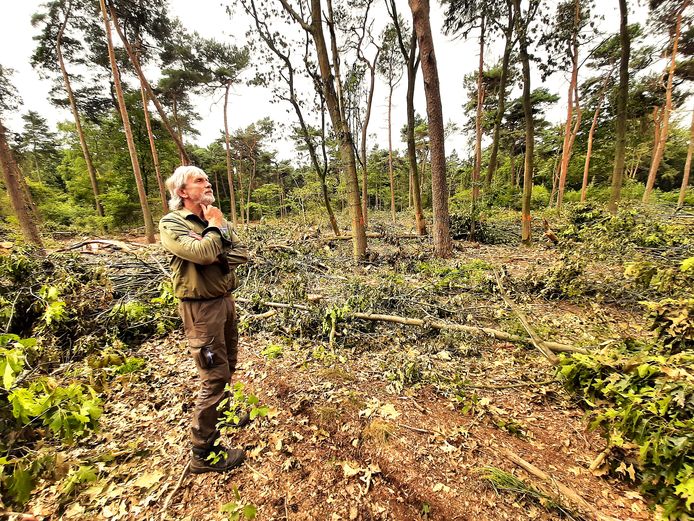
[165,165,207,211]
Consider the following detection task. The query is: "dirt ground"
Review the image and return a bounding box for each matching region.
[22,236,656,521]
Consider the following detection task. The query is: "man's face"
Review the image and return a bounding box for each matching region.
[180,172,215,206]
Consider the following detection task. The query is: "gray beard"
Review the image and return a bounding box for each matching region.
[200,193,215,206]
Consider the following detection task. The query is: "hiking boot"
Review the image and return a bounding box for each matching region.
[190,446,245,474]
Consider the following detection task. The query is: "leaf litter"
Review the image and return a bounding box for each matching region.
[14,218,665,521]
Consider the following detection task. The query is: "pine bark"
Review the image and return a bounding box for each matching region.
[485,5,514,188]
[580,73,612,202]
[388,0,426,235]
[387,80,397,222]
[223,83,238,226]
[139,69,166,214]
[473,14,485,203]
[409,0,451,257]
[608,0,630,214]
[56,1,104,218]
[357,21,380,227]
[0,119,43,248]
[556,0,582,210]
[99,0,155,243]
[108,5,190,166]
[514,0,534,244]
[278,0,367,259]
[678,109,694,209]
[643,3,685,203]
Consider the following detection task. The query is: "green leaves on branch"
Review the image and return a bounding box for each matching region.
[559,298,694,519]
[9,378,102,443]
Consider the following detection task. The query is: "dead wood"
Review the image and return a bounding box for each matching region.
[235,297,588,355]
[235,298,311,311]
[542,218,559,245]
[460,379,557,390]
[493,270,560,365]
[59,239,141,252]
[320,233,426,241]
[160,460,190,521]
[499,447,616,521]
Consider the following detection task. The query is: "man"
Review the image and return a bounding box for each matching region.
[159,165,249,474]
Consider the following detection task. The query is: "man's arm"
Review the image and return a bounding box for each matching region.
[159,214,225,265]
[225,229,249,268]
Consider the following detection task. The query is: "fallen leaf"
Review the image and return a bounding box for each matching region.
[342,461,361,478]
[379,403,400,420]
[433,482,451,493]
[132,470,165,489]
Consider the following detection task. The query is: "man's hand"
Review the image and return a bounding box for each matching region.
[201,204,224,228]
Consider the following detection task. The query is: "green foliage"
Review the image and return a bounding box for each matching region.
[526,254,589,299]
[59,465,98,498]
[261,343,283,359]
[112,356,147,375]
[220,485,257,520]
[0,335,31,390]
[8,378,102,442]
[0,335,101,506]
[560,204,691,256]
[416,259,492,291]
[644,299,694,355]
[559,301,694,518]
[624,259,694,299]
[218,382,269,429]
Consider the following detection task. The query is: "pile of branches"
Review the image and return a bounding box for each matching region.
[0,244,177,362]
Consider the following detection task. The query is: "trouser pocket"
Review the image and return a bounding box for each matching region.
[189,336,217,369]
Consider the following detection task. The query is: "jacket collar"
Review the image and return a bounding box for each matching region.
[175,208,206,225]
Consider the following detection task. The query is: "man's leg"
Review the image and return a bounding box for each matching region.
[222,296,249,428]
[224,297,239,373]
[179,299,245,472]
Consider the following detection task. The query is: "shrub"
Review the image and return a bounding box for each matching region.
[559,299,694,519]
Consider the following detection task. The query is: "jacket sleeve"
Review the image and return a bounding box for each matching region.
[159,215,224,265]
[225,227,250,268]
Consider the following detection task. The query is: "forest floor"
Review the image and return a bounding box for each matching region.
[20,211,685,521]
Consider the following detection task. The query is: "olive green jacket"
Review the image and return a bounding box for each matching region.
[159,209,249,300]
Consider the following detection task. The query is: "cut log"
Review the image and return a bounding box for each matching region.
[235,298,590,355]
[499,447,618,521]
[493,270,560,365]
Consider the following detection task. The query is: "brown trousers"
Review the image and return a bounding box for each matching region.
[179,295,238,450]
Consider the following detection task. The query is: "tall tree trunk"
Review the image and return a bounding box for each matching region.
[56,1,104,218]
[580,73,612,202]
[514,0,534,244]
[246,0,339,234]
[246,157,257,225]
[237,165,245,226]
[409,0,451,258]
[0,119,43,248]
[99,0,154,243]
[387,80,397,222]
[471,13,485,240]
[138,69,166,214]
[486,4,514,187]
[388,0,426,235]
[223,83,238,226]
[557,0,582,211]
[359,47,380,227]
[678,108,694,209]
[473,13,485,204]
[643,2,684,203]
[108,5,189,165]
[608,0,630,214]
[279,0,366,259]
